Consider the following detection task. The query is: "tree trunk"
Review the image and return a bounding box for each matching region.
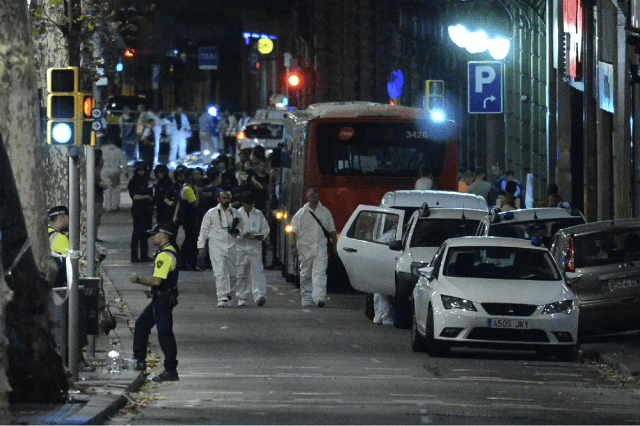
[0,0,69,404]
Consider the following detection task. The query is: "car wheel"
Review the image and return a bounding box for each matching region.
[365,293,374,321]
[411,306,427,352]
[555,345,578,362]
[425,304,450,357]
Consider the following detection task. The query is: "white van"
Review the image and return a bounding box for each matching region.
[337,190,488,327]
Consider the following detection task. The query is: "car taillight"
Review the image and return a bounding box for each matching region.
[237,130,246,141]
[564,236,575,272]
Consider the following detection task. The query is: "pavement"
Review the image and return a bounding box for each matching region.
[8,192,640,424]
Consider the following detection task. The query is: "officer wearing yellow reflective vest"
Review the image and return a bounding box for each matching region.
[48,205,95,372]
[48,206,70,287]
[130,223,181,382]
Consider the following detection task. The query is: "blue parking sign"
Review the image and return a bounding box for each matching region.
[468,61,503,114]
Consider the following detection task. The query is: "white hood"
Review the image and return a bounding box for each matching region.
[437,276,574,305]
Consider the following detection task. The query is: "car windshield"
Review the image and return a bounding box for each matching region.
[443,246,561,281]
[490,217,585,248]
[316,120,455,177]
[573,227,640,268]
[244,123,283,139]
[410,218,481,248]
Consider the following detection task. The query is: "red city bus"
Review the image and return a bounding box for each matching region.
[275,102,458,288]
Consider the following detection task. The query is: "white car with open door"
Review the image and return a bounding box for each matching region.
[337,190,488,328]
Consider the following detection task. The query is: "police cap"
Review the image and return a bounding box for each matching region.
[147,223,174,237]
[48,205,69,218]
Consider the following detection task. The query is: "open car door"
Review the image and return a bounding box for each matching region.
[337,205,405,296]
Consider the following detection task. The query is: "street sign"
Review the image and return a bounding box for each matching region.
[199,47,218,70]
[468,61,503,114]
[91,108,102,119]
[91,121,102,131]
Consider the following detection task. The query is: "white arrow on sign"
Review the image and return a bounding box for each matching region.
[91,108,102,119]
[483,96,496,108]
[91,121,103,131]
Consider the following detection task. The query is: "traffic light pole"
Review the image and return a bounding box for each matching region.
[68,147,82,381]
[85,146,96,358]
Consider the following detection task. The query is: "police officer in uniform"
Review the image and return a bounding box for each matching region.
[130,223,180,382]
[48,206,70,286]
[48,206,95,372]
[128,161,154,262]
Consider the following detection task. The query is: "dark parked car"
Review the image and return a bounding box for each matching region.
[550,218,640,334]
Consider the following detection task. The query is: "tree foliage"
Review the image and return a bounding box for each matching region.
[30,0,143,88]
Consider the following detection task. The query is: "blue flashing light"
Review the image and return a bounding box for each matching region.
[245,38,250,45]
[282,97,288,106]
[531,236,543,247]
[243,32,250,38]
[251,33,260,38]
[208,106,218,117]
[116,63,123,72]
[430,110,445,122]
[270,35,277,39]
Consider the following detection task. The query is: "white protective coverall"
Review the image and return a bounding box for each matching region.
[197,204,241,304]
[101,143,128,211]
[167,112,191,163]
[291,202,336,305]
[148,111,164,165]
[235,207,270,303]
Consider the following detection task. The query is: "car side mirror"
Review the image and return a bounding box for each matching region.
[419,266,435,280]
[389,240,403,251]
[564,271,581,285]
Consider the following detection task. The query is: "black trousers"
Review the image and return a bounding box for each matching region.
[131,215,152,260]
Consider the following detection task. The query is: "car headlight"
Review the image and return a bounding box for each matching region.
[541,300,574,315]
[411,262,430,276]
[441,295,477,311]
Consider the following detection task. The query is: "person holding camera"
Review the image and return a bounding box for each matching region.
[197,189,242,307]
[235,191,270,307]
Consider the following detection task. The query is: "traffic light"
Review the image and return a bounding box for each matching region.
[425,80,445,112]
[286,71,303,89]
[123,48,135,59]
[46,67,95,145]
[47,67,79,145]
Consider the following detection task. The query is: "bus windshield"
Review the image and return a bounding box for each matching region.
[316,121,454,177]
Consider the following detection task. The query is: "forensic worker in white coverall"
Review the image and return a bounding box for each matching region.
[167,106,192,164]
[290,188,337,308]
[235,191,270,307]
[197,190,241,307]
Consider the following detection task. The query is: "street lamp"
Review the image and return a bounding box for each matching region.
[447,24,510,60]
[447,0,512,60]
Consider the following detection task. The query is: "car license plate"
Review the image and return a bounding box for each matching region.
[607,278,640,292]
[487,318,531,329]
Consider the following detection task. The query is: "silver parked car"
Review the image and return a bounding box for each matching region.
[550,218,640,334]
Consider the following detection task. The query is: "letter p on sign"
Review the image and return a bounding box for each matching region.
[468,61,503,114]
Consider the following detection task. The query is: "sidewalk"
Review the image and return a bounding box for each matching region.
[9,193,148,425]
[8,191,640,423]
[9,265,147,425]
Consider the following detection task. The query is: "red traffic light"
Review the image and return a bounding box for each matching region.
[287,72,303,88]
[83,96,94,118]
[124,48,135,58]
